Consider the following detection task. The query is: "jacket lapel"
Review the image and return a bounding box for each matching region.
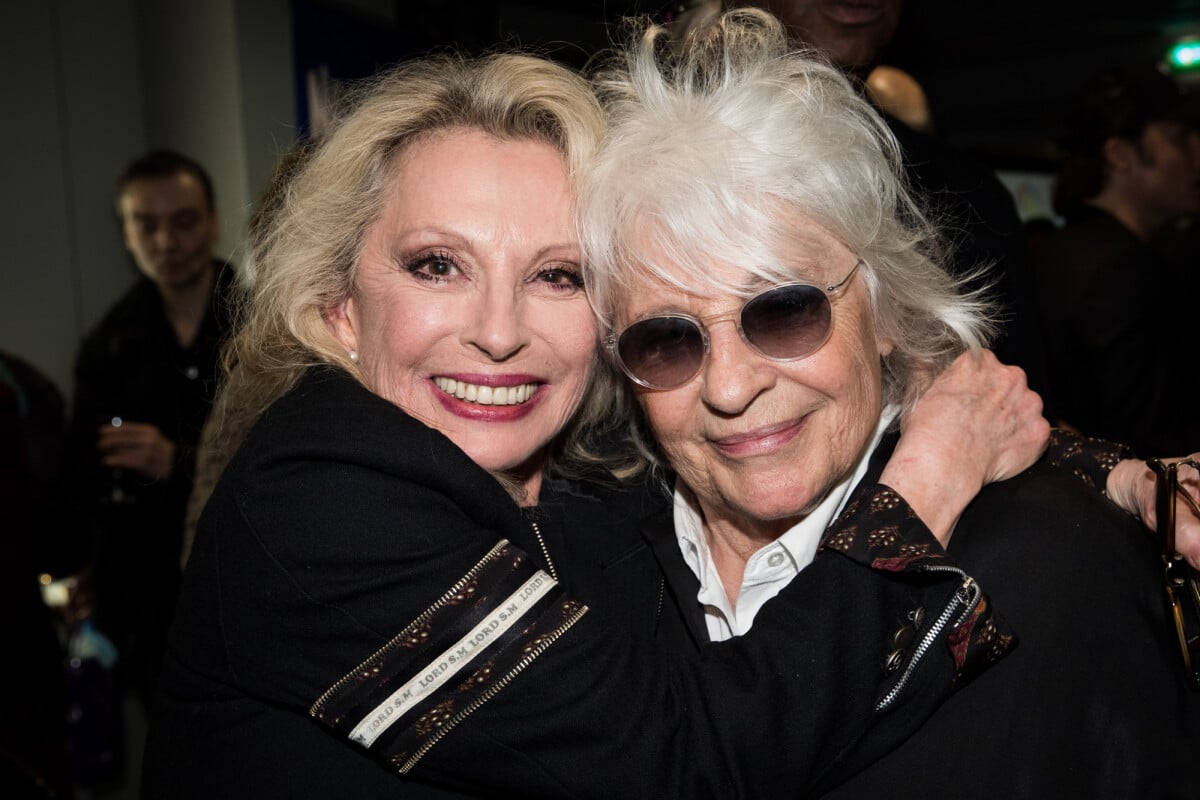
[641,507,711,650]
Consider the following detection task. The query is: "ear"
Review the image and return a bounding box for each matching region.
[120,217,136,251]
[116,198,136,251]
[325,296,359,355]
[1102,136,1137,173]
[877,336,895,358]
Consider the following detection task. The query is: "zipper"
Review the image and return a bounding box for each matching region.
[874,565,982,713]
[395,602,589,773]
[529,518,559,582]
[392,519,576,771]
[310,539,513,718]
[655,578,665,628]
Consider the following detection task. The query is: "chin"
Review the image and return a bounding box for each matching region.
[464,445,543,478]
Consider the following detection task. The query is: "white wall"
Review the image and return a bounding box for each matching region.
[233,0,298,206]
[140,0,251,261]
[0,0,145,396]
[0,0,296,400]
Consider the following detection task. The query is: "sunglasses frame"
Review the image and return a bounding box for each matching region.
[1147,457,1200,690]
[608,259,865,390]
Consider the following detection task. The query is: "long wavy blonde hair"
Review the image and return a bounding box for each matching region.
[202,52,623,502]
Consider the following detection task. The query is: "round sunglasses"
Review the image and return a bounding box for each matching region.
[608,260,864,390]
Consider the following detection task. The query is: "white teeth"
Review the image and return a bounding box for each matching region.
[434,377,538,406]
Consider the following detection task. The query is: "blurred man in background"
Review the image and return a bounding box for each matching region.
[67,150,233,715]
[1036,67,1200,453]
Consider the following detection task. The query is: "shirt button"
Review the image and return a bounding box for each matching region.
[883,649,905,674]
[185,365,200,380]
[767,552,785,567]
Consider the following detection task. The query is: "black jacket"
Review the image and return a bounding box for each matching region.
[144,368,1008,799]
[645,434,1200,799]
[1034,207,1199,454]
[67,263,235,644]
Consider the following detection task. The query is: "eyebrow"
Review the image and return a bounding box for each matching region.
[128,208,203,221]
[392,227,580,261]
[531,242,582,260]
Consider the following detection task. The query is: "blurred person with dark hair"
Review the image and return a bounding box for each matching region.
[1149,120,1200,304]
[672,1,1054,412]
[66,149,235,715]
[1,352,75,798]
[1036,66,1200,454]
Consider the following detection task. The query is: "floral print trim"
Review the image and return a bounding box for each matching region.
[947,594,1014,685]
[1045,428,1134,492]
[822,486,947,572]
[821,485,1016,689]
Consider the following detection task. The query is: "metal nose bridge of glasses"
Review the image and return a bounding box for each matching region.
[606,259,864,390]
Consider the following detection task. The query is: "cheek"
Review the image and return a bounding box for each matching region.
[183,233,211,258]
[811,315,885,421]
[543,301,601,371]
[354,299,441,389]
[125,230,150,253]
[638,389,699,462]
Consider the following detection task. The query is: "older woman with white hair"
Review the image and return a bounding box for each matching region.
[579,9,1200,798]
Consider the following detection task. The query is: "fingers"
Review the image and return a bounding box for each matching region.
[96,421,176,480]
[1108,455,1200,570]
[97,420,162,448]
[1177,516,1200,571]
[1176,457,1200,569]
[1105,459,1154,523]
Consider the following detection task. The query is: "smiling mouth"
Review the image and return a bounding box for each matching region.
[711,417,808,457]
[434,377,539,406]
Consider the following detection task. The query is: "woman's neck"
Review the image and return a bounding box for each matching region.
[702,509,799,607]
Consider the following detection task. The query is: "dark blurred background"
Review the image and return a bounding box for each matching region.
[891,0,1200,166]
[385,0,1200,165]
[4,0,1200,398]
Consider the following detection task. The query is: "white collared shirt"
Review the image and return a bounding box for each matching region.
[674,408,898,642]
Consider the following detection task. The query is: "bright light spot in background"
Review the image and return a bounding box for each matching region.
[1167,39,1200,71]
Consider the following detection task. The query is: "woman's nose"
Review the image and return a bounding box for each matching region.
[698,320,775,414]
[463,285,528,361]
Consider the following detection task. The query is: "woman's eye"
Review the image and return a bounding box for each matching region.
[405,253,461,281]
[536,268,585,290]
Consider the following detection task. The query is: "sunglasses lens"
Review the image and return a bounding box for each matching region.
[741,284,832,359]
[617,317,706,389]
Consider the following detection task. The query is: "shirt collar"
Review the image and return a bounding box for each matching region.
[673,406,899,637]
